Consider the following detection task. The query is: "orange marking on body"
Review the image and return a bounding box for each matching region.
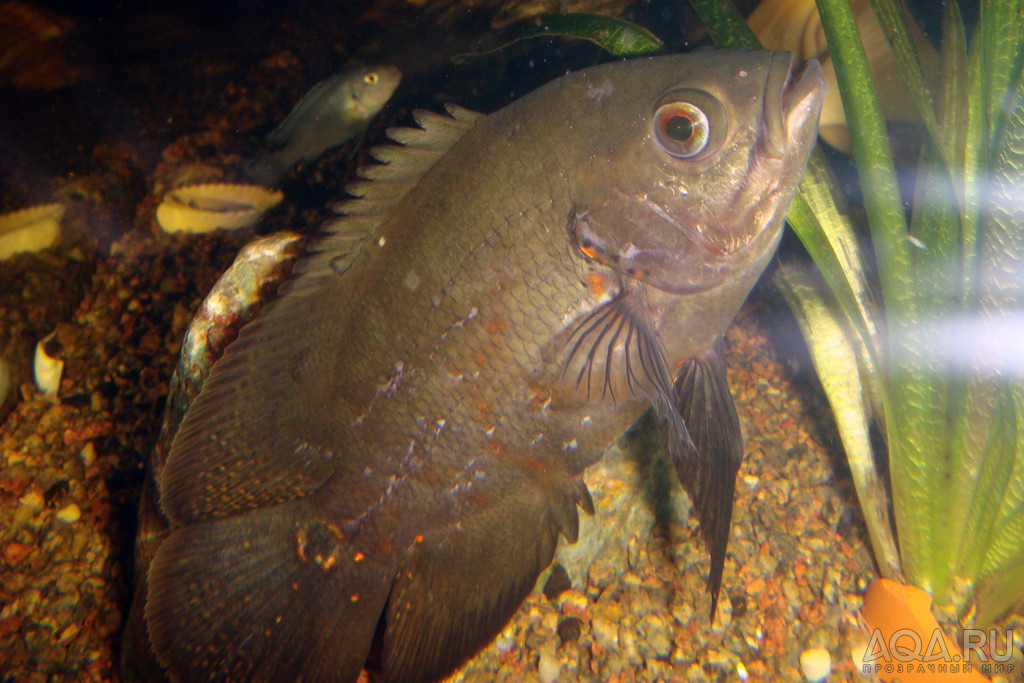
[485,317,507,334]
[295,527,308,562]
[414,534,424,543]
[474,354,487,366]
[529,391,552,411]
[585,272,608,297]
[353,552,364,562]
[519,455,550,478]
[581,244,600,260]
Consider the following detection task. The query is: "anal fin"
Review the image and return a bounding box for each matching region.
[377,465,589,682]
[671,336,743,616]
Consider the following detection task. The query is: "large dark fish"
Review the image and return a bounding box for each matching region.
[130,50,825,682]
[246,65,402,186]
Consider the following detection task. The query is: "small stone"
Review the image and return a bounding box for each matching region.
[537,643,559,683]
[56,502,81,524]
[686,663,710,681]
[14,490,45,526]
[80,441,97,467]
[557,589,588,618]
[637,614,672,658]
[494,628,515,654]
[58,622,81,644]
[2,541,33,566]
[591,616,618,650]
[799,647,831,682]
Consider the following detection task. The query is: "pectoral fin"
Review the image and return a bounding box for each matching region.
[671,336,743,616]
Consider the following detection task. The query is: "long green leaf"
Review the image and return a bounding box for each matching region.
[937,0,968,174]
[684,0,759,49]
[790,155,886,423]
[814,0,911,311]
[975,541,1024,626]
[978,0,1024,151]
[518,14,664,56]
[814,0,958,594]
[976,55,1024,316]
[955,383,1016,580]
[865,0,940,149]
[776,265,900,578]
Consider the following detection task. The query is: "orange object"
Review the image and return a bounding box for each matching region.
[858,578,990,682]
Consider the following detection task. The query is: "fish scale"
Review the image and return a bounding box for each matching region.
[124,50,826,682]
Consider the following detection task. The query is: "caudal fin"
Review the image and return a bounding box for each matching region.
[145,498,393,682]
[244,154,288,187]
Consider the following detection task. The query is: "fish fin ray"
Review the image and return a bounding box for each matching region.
[563,291,691,455]
[145,500,392,682]
[670,336,742,616]
[379,465,583,682]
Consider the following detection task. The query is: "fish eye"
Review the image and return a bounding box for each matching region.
[654,102,709,158]
[364,72,379,85]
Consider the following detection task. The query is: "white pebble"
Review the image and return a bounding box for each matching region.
[494,629,515,653]
[800,647,831,681]
[56,503,81,524]
[537,643,559,683]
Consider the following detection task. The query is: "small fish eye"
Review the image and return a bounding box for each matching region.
[654,102,710,158]
[364,72,379,85]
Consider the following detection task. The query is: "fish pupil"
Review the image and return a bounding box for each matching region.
[665,115,694,142]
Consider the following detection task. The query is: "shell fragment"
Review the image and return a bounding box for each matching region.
[33,331,63,397]
[156,183,283,233]
[0,203,64,260]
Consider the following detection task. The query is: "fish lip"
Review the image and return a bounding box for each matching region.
[763,53,827,158]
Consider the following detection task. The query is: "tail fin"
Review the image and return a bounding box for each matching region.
[244,154,288,187]
[145,498,393,682]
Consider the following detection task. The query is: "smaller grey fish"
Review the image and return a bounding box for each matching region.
[247,65,401,186]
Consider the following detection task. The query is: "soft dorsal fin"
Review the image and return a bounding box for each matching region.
[289,104,484,291]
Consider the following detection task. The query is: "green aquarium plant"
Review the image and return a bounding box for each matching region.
[688,0,1024,625]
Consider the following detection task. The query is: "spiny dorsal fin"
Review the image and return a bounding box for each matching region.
[289,104,484,290]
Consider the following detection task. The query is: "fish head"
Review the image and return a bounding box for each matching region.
[568,50,825,296]
[346,65,402,117]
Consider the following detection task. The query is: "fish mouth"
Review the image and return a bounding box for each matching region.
[763,54,826,158]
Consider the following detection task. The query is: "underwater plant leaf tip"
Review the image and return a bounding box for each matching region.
[685,0,760,50]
